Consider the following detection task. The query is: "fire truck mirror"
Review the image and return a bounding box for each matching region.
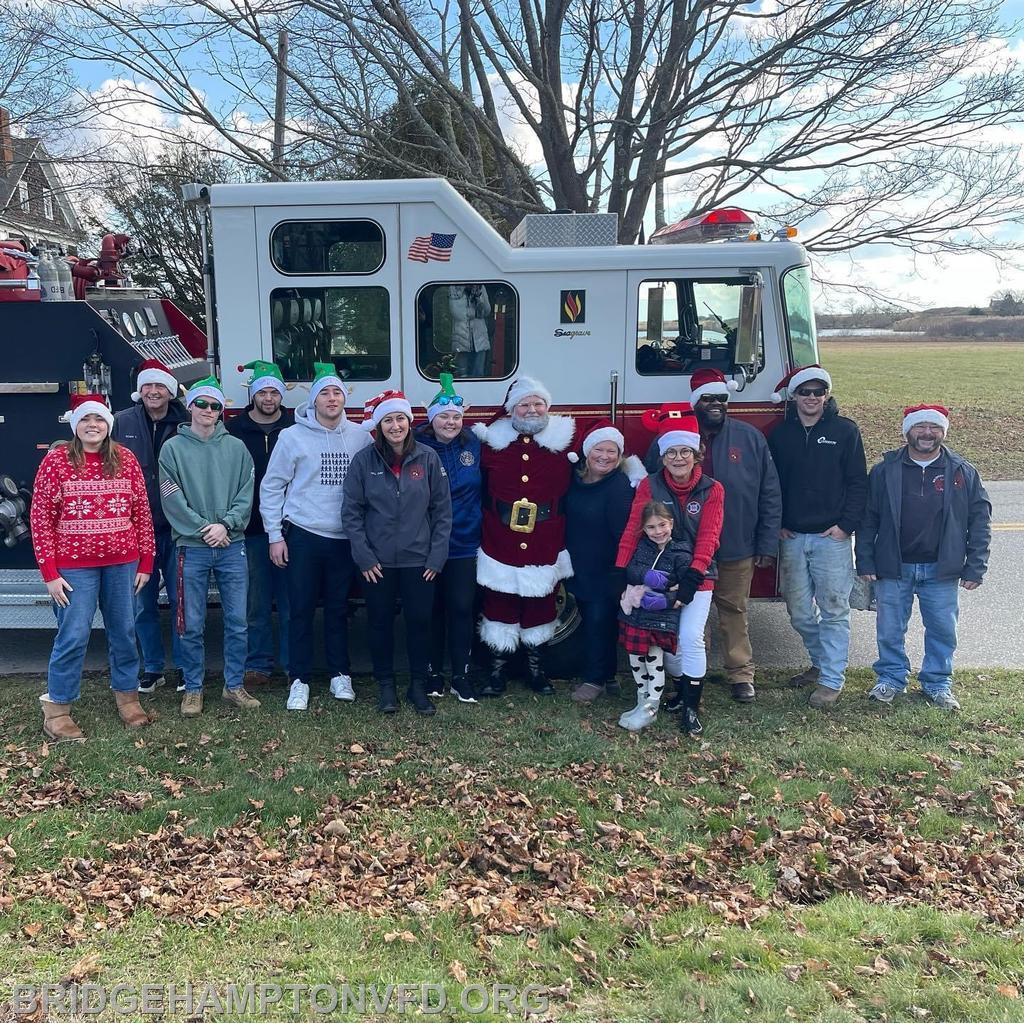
[734,279,763,370]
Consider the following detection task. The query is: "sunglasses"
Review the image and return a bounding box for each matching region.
[192,399,223,411]
[794,387,827,398]
[434,394,465,407]
[698,394,729,404]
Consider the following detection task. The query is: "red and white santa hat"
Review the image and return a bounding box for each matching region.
[771,364,832,403]
[131,358,178,402]
[67,393,114,433]
[642,402,702,456]
[361,389,414,431]
[902,404,949,436]
[689,367,739,403]
[503,376,552,413]
[568,418,625,464]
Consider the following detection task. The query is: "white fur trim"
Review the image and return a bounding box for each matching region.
[622,455,647,488]
[582,426,624,458]
[771,390,785,404]
[427,401,468,423]
[186,384,225,407]
[249,375,286,398]
[789,367,831,394]
[135,366,176,395]
[479,617,521,653]
[521,620,557,646]
[476,547,573,597]
[504,376,552,412]
[474,414,575,454]
[902,408,948,436]
[363,396,413,431]
[69,401,114,433]
[310,374,348,406]
[657,430,700,455]
[690,379,737,402]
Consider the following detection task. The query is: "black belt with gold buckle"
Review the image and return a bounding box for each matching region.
[493,497,558,533]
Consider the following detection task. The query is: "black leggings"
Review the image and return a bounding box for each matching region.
[362,566,435,684]
[429,556,477,675]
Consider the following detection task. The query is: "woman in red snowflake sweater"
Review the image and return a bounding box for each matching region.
[31,394,156,741]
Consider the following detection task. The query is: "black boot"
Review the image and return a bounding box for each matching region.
[377,680,399,714]
[406,678,437,716]
[479,653,507,698]
[664,675,684,712]
[450,665,478,704]
[679,675,705,737]
[525,645,554,695]
[426,667,446,698]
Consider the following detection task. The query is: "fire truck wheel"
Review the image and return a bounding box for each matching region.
[540,584,585,681]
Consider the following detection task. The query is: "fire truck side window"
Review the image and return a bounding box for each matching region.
[270,220,385,275]
[636,277,763,376]
[270,286,391,381]
[781,265,819,367]
[415,282,518,380]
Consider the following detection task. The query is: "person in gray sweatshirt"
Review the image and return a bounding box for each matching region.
[260,363,372,712]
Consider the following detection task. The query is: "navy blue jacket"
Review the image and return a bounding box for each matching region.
[112,399,187,531]
[415,425,482,559]
[855,446,991,582]
[226,405,295,537]
[565,467,634,601]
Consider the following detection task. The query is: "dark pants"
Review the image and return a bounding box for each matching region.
[430,556,477,675]
[575,594,619,685]
[363,566,435,684]
[286,525,355,682]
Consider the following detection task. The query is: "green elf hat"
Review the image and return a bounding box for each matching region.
[242,359,286,399]
[185,374,225,407]
[426,372,468,423]
[309,361,348,405]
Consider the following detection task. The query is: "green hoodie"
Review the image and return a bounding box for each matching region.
[158,422,255,546]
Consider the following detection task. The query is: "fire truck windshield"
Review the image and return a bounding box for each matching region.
[781,265,818,367]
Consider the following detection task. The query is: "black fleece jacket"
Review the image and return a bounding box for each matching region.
[226,405,295,537]
[767,397,868,535]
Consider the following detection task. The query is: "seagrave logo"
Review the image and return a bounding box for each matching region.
[560,290,585,323]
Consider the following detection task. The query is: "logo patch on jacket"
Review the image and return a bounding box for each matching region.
[954,471,965,489]
[728,447,742,463]
[459,450,476,467]
[816,436,837,446]
[409,465,424,480]
[686,501,702,515]
[933,474,945,493]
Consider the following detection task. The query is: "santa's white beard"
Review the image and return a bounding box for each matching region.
[512,413,549,435]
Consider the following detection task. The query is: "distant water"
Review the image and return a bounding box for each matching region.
[819,328,925,337]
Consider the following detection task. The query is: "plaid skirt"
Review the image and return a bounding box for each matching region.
[618,620,678,655]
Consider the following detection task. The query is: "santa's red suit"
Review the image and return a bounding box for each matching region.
[473,413,575,651]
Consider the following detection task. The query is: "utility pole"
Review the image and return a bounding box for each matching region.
[272,28,288,178]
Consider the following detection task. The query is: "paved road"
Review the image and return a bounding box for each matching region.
[3,482,1021,676]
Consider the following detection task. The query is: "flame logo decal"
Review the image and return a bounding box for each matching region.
[560,290,585,323]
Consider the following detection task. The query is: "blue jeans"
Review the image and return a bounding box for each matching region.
[134,527,183,674]
[244,534,289,673]
[177,541,248,693]
[48,562,140,703]
[779,532,854,690]
[873,562,960,696]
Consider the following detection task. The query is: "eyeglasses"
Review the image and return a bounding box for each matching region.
[434,394,465,407]
[663,447,695,460]
[794,387,827,398]
[192,399,223,411]
[699,394,729,404]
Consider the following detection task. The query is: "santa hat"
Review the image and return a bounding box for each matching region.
[771,364,833,403]
[67,393,114,433]
[309,361,349,406]
[361,389,414,431]
[242,359,286,399]
[568,418,625,464]
[641,402,702,456]
[426,372,468,423]
[902,404,949,436]
[131,358,178,402]
[504,376,552,413]
[185,375,225,407]
[690,367,738,403]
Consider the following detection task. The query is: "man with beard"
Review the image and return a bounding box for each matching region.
[113,358,187,693]
[227,361,295,687]
[474,377,574,697]
[650,368,782,703]
[855,405,991,711]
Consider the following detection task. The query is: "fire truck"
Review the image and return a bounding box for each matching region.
[0,178,821,636]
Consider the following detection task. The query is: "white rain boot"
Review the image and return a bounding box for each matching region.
[618,647,665,732]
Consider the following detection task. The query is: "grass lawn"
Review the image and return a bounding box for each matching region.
[2,668,1024,1021]
[820,340,1024,479]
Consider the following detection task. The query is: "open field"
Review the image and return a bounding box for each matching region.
[820,340,1024,479]
[2,669,1024,1021]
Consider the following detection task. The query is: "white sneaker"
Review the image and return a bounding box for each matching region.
[286,679,310,711]
[329,674,356,702]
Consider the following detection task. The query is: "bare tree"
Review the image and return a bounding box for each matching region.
[51,0,1024,252]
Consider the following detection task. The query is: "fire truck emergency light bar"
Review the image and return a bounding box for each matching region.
[650,207,756,245]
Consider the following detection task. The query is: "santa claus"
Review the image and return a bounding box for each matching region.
[473,377,575,696]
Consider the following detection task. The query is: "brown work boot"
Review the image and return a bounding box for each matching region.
[788,666,820,688]
[808,684,841,709]
[731,681,756,703]
[114,690,152,729]
[571,682,605,703]
[180,691,204,717]
[39,695,85,742]
[243,670,273,688]
[222,685,261,710]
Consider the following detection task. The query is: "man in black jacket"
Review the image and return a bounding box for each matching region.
[768,365,867,709]
[112,358,187,692]
[226,361,294,688]
[855,404,990,711]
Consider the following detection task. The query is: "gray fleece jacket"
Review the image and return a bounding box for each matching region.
[259,404,372,542]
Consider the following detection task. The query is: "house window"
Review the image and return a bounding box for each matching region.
[43,194,53,220]
[17,180,28,209]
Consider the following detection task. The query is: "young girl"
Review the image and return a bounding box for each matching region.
[617,501,694,732]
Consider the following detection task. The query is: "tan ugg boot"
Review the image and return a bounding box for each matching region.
[39,694,85,742]
[114,690,152,729]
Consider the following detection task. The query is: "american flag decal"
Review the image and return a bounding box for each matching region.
[160,478,180,500]
[407,233,456,262]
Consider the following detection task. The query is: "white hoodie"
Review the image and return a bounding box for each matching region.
[259,403,372,541]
